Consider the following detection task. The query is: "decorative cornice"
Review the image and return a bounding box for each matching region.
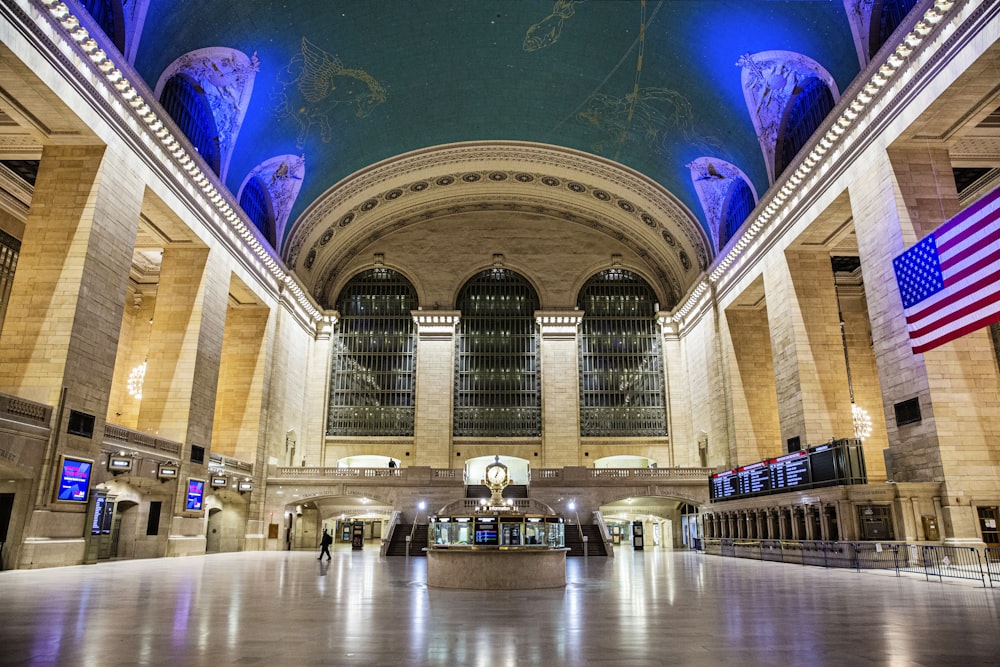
[536,311,583,338]
[412,310,460,338]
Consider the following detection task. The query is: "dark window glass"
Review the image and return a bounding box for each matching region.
[774,77,835,179]
[159,74,221,175]
[239,176,275,246]
[718,179,756,250]
[0,228,20,331]
[577,269,666,437]
[454,268,540,437]
[328,269,417,436]
[870,0,920,60]
[80,0,125,53]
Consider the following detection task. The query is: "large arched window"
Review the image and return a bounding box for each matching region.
[239,176,275,247]
[328,269,417,436]
[454,268,540,437]
[718,179,756,251]
[80,0,125,53]
[578,269,666,437]
[774,77,835,179]
[0,228,20,331]
[159,74,221,175]
[870,0,920,60]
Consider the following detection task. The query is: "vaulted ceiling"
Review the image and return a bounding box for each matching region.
[134,4,860,222]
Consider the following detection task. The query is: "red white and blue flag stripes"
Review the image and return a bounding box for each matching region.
[892,185,1000,354]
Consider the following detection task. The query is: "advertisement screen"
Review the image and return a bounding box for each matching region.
[185,479,205,511]
[57,457,92,503]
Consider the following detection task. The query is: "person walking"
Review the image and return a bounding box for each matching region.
[318,528,332,560]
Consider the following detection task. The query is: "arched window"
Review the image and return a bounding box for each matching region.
[159,74,221,175]
[0,228,20,331]
[454,268,540,437]
[718,179,756,251]
[774,77,835,179]
[870,0,920,60]
[80,0,125,53]
[239,176,275,246]
[577,269,666,437]
[328,269,417,436]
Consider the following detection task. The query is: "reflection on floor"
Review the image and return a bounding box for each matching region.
[1,545,998,666]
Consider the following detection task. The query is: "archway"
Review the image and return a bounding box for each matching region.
[600,496,701,551]
[284,494,394,552]
[465,455,530,485]
[594,455,656,469]
[113,500,139,559]
[336,455,399,469]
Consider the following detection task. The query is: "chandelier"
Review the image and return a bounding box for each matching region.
[852,403,872,440]
[127,361,146,400]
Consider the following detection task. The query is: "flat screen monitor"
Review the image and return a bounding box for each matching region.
[185,479,205,511]
[57,456,92,503]
[238,481,253,492]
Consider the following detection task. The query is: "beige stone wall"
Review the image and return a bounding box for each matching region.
[212,300,269,462]
[723,305,781,464]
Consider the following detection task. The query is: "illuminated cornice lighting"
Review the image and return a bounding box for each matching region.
[37,0,322,324]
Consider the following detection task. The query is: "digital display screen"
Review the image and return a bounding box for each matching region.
[474,528,498,545]
[770,451,810,490]
[185,479,205,511]
[57,457,92,502]
[739,462,770,495]
[238,481,253,491]
[91,495,109,535]
[709,439,867,502]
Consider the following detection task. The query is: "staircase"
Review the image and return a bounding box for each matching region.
[565,524,609,557]
[385,524,428,557]
[466,484,529,499]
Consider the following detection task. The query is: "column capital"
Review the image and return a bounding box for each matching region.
[412,310,460,338]
[535,311,583,339]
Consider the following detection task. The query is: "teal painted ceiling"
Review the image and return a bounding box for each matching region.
[132,0,862,247]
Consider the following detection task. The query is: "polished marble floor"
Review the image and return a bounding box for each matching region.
[1,544,998,666]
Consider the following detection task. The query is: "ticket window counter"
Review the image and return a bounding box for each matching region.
[431,518,474,546]
[429,515,564,548]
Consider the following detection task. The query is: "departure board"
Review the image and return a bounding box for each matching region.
[769,451,809,490]
[709,439,867,502]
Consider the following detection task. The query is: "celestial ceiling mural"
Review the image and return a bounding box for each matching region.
[131,0,864,250]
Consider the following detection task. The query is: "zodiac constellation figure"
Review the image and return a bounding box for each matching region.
[275,37,387,147]
[523,0,580,52]
[578,87,696,156]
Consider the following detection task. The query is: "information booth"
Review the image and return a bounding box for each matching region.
[426,507,568,589]
[430,515,565,549]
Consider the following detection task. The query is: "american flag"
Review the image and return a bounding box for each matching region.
[892,185,1000,354]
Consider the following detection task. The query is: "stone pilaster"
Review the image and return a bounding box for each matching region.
[661,317,691,467]
[723,305,781,463]
[412,312,459,468]
[0,144,143,567]
[537,312,582,467]
[851,147,1000,543]
[211,301,270,462]
[763,248,854,448]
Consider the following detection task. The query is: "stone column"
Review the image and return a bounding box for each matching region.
[763,249,855,449]
[537,312,582,467]
[0,145,143,567]
[850,147,1000,544]
[412,312,459,468]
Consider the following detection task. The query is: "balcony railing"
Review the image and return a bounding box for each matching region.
[103,423,182,456]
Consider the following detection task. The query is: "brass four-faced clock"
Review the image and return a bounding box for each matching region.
[483,455,509,505]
